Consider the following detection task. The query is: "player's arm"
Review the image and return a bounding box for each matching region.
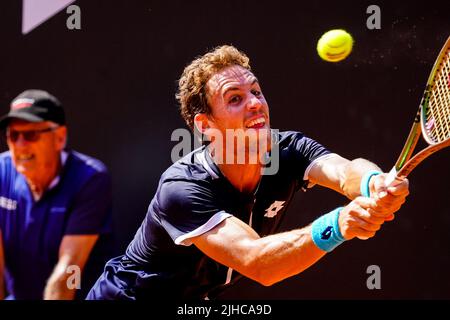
[191,197,384,286]
[0,230,5,300]
[307,155,381,199]
[43,235,98,300]
[307,155,409,218]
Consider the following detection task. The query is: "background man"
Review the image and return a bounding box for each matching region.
[0,89,113,300]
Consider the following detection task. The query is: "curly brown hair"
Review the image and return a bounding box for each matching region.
[176,45,251,130]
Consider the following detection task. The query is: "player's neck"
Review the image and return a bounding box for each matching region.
[217,162,262,194]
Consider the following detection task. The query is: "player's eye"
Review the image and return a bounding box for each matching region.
[228,95,242,105]
[251,89,262,97]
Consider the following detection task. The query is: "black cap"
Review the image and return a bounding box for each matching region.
[0,89,66,129]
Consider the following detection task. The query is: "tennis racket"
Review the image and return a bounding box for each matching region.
[384,36,450,186]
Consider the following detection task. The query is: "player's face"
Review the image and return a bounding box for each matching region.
[202,65,271,164]
[206,65,270,132]
[6,120,66,183]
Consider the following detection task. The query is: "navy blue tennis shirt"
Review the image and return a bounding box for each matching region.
[0,150,113,299]
[87,131,334,300]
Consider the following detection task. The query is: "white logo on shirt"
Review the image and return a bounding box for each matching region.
[264,201,285,218]
[0,196,18,211]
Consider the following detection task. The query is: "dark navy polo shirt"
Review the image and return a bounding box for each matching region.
[87,131,333,300]
[0,150,113,299]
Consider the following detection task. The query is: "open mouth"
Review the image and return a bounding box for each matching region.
[245,116,266,129]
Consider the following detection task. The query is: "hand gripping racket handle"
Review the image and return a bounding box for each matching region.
[357,167,399,240]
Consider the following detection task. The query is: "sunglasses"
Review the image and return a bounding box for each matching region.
[6,126,60,143]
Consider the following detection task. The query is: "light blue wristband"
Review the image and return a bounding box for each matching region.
[311,207,346,252]
[360,170,382,197]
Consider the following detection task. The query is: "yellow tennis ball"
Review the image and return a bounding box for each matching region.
[317,29,353,62]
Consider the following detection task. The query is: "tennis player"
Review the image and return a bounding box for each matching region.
[87,45,409,300]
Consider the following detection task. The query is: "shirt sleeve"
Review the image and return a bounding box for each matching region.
[64,171,113,235]
[156,179,231,246]
[288,132,333,188]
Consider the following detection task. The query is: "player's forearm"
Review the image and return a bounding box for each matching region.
[341,158,382,199]
[245,226,326,286]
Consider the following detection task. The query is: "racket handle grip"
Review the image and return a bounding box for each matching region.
[384,167,398,187]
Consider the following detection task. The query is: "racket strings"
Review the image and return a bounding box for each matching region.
[426,48,450,143]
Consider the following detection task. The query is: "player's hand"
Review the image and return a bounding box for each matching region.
[338,197,386,240]
[369,174,409,221]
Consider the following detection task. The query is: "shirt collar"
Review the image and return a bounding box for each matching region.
[48,151,68,190]
[198,146,261,198]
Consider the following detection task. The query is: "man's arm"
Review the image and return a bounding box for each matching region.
[307,155,409,219]
[0,230,5,300]
[307,155,382,199]
[43,235,98,300]
[191,196,386,286]
[43,170,112,300]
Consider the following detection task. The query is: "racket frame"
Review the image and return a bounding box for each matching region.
[385,37,450,186]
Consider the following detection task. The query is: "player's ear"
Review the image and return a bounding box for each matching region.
[194,113,219,145]
[193,113,210,133]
